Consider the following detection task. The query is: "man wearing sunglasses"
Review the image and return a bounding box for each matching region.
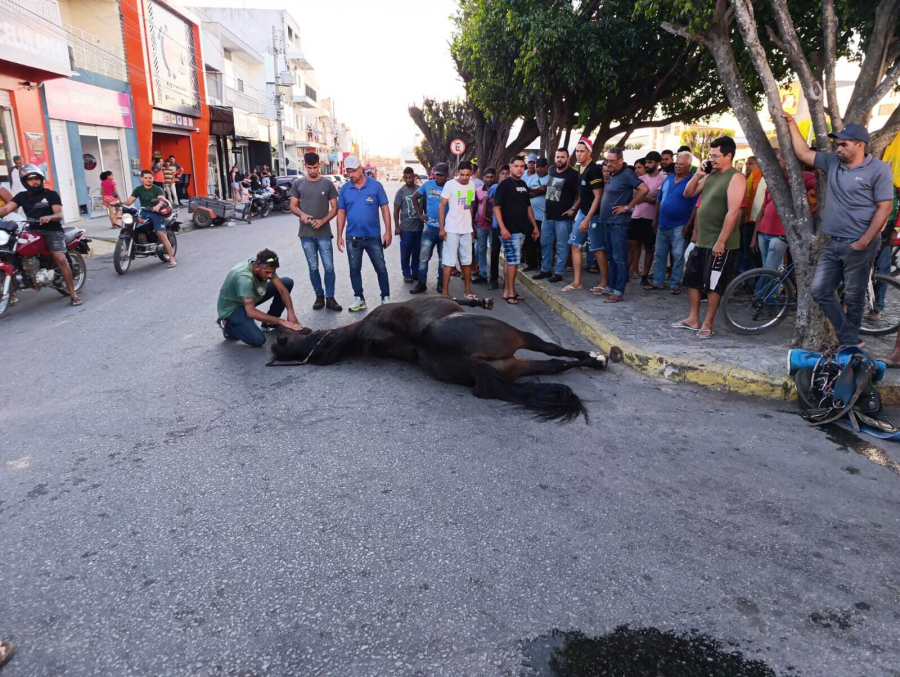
[783,113,894,348]
[217,249,303,347]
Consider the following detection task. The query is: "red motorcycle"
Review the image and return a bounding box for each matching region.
[0,220,91,318]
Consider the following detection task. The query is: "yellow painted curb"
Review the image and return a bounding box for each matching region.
[513,265,797,401]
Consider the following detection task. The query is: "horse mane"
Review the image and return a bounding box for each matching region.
[270,327,357,365]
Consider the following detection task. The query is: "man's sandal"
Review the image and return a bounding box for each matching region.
[70,295,83,306]
[561,285,582,292]
[0,641,15,669]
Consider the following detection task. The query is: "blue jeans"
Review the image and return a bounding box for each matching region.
[222,277,294,347]
[603,222,630,296]
[652,227,686,289]
[299,237,335,297]
[810,237,880,345]
[400,230,422,279]
[417,225,444,284]
[142,209,166,232]
[757,233,788,271]
[874,243,892,311]
[540,218,573,275]
[476,228,491,279]
[347,236,390,300]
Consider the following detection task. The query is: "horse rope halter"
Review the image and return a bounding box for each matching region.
[266,329,333,367]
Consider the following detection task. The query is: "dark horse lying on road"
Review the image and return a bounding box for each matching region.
[269,296,609,422]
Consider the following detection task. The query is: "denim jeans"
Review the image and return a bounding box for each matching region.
[540,218,573,275]
[757,233,788,272]
[652,227,686,289]
[874,242,892,311]
[810,237,880,345]
[400,229,422,279]
[299,236,335,297]
[142,209,166,232]
[417,225,444,284]
[476,228,491,279]
[222,277,294,347]
[603,222,630,296]
[490,228,502,283]
[347,237,390,300]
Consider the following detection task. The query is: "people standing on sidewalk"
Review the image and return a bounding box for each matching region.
[217,249,302,347]
[526,154,538,179]
[100,170,121,228]
[336,155,392,311]
[410,162,450,295]
[647,151,697,293]
[152,158,165,190]
[229,165,243,204]
[439,160,477,299]
[563,138,606,293]
[598,148,648,303]
[629,151,665,286]
[494,156,538,305]
[8,156,24,195]
[394,167,424,283]
[782,114,894,347]
[737,156,763,273]
[524,157,549,272]
[290,152,342,312]
[471,167,497,284]
[536,148,580,284]
[486,165,510,291]
[162,159,178,207]
[673,136,746,339]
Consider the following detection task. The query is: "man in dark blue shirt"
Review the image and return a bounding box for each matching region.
[410,162,450,294]
[337,155,392,311]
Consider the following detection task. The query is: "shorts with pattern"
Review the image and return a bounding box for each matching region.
[501,232,525,265]
[441,231,473,267]
[102,195,119,206]
[36,229,67,253]
[567,211,605,252]
[683,246,737,294]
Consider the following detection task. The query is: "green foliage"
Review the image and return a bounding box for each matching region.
[680,127,736,157]
[408,98,476,171]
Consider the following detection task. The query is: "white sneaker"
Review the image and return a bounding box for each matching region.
[349,296,367,312]
[381,296,392,305]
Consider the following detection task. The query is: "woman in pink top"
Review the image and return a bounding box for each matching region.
[100,170,121,228]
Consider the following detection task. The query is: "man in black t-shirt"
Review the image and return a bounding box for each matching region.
[535,148,580,282]
[0,164,81,305]
[493,156,538,304]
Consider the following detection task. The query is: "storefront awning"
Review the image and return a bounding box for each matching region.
[209,105,235,137]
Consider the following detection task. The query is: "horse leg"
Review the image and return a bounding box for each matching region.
[493,356,606,381]
[519,331,606,365]
[452,296,494,310]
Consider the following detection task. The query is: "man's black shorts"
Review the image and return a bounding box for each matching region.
[683,246,737,294]
[628,217,655,247]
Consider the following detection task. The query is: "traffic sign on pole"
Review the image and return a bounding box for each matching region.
[450,139,467,156]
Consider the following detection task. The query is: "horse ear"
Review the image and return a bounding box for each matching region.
[277,335,288,346]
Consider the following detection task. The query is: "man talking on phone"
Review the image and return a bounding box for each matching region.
[336,154,392,312]
[673,136,747,339]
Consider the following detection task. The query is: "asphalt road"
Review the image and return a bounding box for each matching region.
[2,183,899,676]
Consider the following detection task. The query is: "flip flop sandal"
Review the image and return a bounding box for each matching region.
[670,320,700,330]
[464,293,479,300]
[561,285,582,292]
[696,329,715,339]
[512,294,525,301]
[883,360,900,369]
[592,287,612,296]
[0,641,15,669]
[603,295,623,303]
[643,284,665,290]
[10,295,18,306]
[503,296,519,304]
[167,261,178,269]
[70,295,83,307]
[670,287,682,295]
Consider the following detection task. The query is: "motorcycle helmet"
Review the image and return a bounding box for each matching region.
[155,197,173,218]
[21,164,45,194]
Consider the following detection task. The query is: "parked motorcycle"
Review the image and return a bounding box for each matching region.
[270,183,292,213]
[0,220,91,317]
[247,187,274,220]
[114,206,180,275]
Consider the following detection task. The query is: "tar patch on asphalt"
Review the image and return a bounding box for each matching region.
[520,626,778,676]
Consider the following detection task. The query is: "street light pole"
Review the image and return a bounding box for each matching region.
[269,26,287,175]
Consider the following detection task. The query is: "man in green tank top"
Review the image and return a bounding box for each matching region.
[672,136,747,339]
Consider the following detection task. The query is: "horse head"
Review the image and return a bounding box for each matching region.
[269,326,354,365]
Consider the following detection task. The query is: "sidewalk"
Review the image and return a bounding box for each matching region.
[514,263,900,402]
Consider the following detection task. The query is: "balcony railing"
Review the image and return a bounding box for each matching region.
[62,22,128,81]
[223,84,266,116]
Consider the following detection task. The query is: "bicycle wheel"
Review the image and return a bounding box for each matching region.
[861,274,900,336]
[722,267,796,335]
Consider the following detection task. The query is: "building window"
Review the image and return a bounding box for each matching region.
[288,26,294,41]
[305,85,316,102]
[237,79,244,93]
[878,102,898,117]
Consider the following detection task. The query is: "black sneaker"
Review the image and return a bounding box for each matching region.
[640,275,649,286]
[410,282,427,294]
[532,271,552,280]
[403,276,415,283]
[325,297,342,311]
[472,276,488,284]
[487,281,499,290]
[548,274,563,283]
[312,295,325,310]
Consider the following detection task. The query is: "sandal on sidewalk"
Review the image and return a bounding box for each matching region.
[603,295,623,303]
[503,296,519,305]
[167,261,178,269]
[70,295,83,306]
[591,287,611,296]
[561,284,582,292]
[696,328,714,339]
[671,320,699,330]
[670,287,682,295]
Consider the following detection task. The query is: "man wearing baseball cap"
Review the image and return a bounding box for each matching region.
[526,154,538,179]
[783,113,894,347]
[336,154,392,311]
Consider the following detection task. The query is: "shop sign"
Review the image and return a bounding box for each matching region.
[152,109,196,130]
[146,0,201,116]
[0,2,71,77]
[233,110,257,138]
[44,79,133,128]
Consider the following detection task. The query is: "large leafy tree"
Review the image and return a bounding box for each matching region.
[408,99,476,171]
[647,0,900,348]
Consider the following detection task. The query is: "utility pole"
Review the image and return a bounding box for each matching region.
[268,26,287,176]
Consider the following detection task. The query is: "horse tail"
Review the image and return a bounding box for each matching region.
[467,363,588,423]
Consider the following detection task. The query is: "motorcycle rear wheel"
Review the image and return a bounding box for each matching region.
[54,251,86,295]
[114,237,132,275]
[280,200,291,213]
[260,203,271,218]
[158,232,178,262]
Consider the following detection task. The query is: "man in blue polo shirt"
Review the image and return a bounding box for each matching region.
[648,151,697,292]
[336,155,392,311]
[410,162,449,294]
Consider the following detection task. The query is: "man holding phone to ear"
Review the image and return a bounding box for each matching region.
[673,136,747,339]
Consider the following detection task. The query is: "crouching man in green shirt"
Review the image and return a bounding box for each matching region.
[217,249,303,347]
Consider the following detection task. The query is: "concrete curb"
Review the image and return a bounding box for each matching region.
[514,266,798,401]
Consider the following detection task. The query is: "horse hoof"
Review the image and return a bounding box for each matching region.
[483,298,494,310]
[589,351,608,368]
